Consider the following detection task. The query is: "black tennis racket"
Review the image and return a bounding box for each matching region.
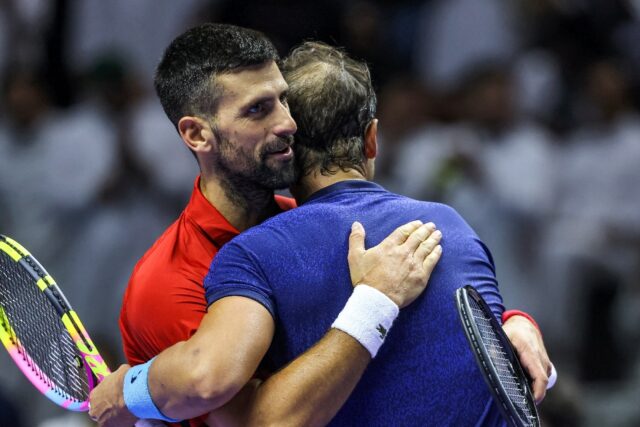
[0,234,156,426]
[455,285,540,427]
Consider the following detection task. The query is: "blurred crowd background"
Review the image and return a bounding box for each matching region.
[1,0,639,425]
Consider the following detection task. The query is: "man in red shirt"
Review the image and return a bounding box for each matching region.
[91,23,444,427]
[119,177,296,366]
[90,24,551,426]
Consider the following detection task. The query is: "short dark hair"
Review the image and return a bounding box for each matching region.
[281,42,376,177]
[155,23,279,128]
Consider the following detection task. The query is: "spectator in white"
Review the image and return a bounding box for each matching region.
[68,0,210,86]
[414,0,521,91]
[388,63,557,312]
[54,55,194,344]
[0,67,116,263]
[541,58,640,373]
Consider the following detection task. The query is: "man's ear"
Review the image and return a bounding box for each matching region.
[364,118,378,159]
[178,116,214,154]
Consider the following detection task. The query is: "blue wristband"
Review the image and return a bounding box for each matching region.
[123,357,181,422]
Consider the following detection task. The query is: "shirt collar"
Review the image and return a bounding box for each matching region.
[184,176,239,246]
[183,177,298,246]
[304,180,385,204]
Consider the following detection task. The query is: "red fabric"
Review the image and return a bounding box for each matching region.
[501,309,541,334]
[119,177,295,427]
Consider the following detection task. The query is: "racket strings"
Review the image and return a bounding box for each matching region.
[0,256,51,385]
[469,302,537,423]
[0,252,90,402]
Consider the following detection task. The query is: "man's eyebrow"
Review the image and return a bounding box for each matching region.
[242,94,272,109]
[242,85,289,108]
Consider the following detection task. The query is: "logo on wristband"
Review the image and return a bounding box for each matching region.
[376,324,387,339]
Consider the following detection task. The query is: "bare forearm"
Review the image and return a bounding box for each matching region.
[243,329,371,427]
[148,339,239,420]
[149,298,274,420]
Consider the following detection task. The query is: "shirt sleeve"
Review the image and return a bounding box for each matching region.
[204,240,276,318]
[438,203,505,321]
[468,238,504,322]
[120,270,208,366]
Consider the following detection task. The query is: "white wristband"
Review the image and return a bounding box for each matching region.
[547,364,557,390]
[331,284,400,357]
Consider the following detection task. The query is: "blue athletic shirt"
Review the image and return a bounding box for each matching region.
[204,180,507,426]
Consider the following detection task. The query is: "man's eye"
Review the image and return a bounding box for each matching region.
[248,103,265,114]
[280,95,288,106]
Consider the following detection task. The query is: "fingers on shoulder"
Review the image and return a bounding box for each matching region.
[412,224,442,263]
[387,220,424,245]
[405,222,439,251]
[422,244,442,272]
[348,221,365,244]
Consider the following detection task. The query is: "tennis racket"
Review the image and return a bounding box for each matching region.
[455,285,540,427]
[0,234,158,426]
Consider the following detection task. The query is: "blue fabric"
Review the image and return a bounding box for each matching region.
[205,180,506,426]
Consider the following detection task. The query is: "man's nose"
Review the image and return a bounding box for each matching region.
[273,102,297,138]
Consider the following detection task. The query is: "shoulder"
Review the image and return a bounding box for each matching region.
[397,196,472,230]
[122,213,218,328]
[397,198,487,255]
[135,212,218,275]
[120,219,214,362]
[428,202,471,228]
[229,205,306,253]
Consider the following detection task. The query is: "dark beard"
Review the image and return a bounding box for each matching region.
[256,135,298,189]
[214,134,297,209]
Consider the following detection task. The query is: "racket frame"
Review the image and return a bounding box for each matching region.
[0,234,110,411]
[455,285,539,427]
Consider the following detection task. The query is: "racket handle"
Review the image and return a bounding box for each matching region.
[546,364,557,390]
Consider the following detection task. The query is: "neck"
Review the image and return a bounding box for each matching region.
[199,172,280,231]
[291,168,367,204]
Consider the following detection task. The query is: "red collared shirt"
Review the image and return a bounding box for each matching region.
[119,177,294,426]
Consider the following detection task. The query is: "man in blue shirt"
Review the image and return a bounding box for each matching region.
[89,25,551,426]
[204,42,544,425]
[88,24,444,427]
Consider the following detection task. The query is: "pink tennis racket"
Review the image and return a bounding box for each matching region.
[0,235,157,426]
